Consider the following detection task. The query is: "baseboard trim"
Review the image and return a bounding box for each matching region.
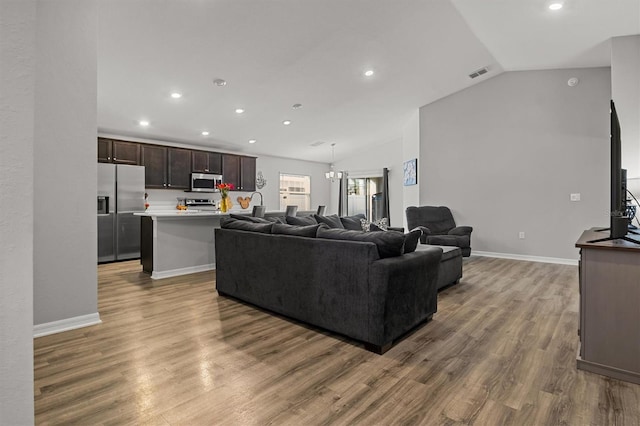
[473,251,578,266]
[34,312,102,338]
[151,263,215,280]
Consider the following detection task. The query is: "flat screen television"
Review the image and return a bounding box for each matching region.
[590,100,639,244]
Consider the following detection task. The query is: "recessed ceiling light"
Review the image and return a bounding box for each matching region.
[235,108,245,114]
[213,78,227,87]
[364,70,374,77]
[201,131,210,136]
[292,103,303,109]
[549,3,563,10]
[170,92,182,99]
[249,139,256,144]
[283,120,292,126]
[139,120,149,127]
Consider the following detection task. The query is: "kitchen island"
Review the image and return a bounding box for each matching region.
[136,210,314,279]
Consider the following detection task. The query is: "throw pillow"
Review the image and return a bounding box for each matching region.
[361,217,389,232]
[340,214,367,230]
[403,229,422,254]
[313,214,344,229]
[316,227,405,258]
[272,223,322,238]
[220,217,273,233]
[285,215,317,226]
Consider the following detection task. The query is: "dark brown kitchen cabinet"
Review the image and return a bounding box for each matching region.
[222,154,256,191]
[222,154,240,189]
[98,138,112,163]
[167,148,191,189]
[140,144,167,188]
[97,138,140,164]
[112,140,140,165]
[240,156,256,192]
[140,145,191,189]
[192,151,222,174]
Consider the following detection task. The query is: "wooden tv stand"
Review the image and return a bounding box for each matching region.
[575,228,640,384]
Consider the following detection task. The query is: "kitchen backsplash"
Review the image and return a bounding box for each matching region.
[144,188,261,213]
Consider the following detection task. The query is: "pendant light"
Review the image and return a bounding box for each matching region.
[325,143,343,181]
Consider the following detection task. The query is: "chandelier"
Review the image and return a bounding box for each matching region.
[325,143,343,181]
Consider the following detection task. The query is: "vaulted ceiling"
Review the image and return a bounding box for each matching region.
[97,0,640,163]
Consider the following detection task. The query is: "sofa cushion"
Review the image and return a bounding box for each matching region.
[229,214,272,224]
[220,217,273,233]
[317,227,405,258]
[285,215,317,226]
[272,223,323,238]
[428,234,470,249]
[314,214,344,229]
[340,214,367,230]
[403,229,422,254]
[265,216,285,223]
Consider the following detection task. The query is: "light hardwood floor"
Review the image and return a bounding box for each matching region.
[34,257,640,425]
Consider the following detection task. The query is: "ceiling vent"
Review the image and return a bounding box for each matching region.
[310,141,326,147]
[469,67,489,79]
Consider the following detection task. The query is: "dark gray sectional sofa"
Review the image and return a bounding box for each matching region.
[214,218,443,354]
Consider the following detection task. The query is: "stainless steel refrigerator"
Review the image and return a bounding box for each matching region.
[98,164,145,262]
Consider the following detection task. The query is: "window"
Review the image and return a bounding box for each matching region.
[279,174,311,210]
[347,176,385,220]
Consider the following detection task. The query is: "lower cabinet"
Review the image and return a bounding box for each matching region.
[576,230,640,385]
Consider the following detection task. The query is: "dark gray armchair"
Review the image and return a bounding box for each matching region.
[406,206,473,257]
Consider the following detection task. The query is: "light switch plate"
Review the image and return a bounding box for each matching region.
[571,193,581,201]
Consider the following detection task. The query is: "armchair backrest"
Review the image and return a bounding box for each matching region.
[406,206,456,235]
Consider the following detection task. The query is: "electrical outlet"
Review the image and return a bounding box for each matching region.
[570,193,581,201]
[519,231,525,239]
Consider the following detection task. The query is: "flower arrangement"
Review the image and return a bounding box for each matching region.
[217,183,235,212]
[217,182,235,199]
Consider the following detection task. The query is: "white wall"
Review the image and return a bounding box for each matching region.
[0,1,36,423]
[333,138,404,227]
[420,68,611,261]
[256,155,330,212]
[402,110,421,230]
[34,1,98,325]
[611,35,640,179]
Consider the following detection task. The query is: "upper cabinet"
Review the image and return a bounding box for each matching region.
[167,148,191,189]
[240,156,256,192]
[140,145,191,189]
[98,138,112,163]
[222,154,256,191]
[222,154,240,189]
[98,137,251,190]
[192,151,222,174]
[97,138,140,165]
[140,144,167,189]
[112,140,140,165]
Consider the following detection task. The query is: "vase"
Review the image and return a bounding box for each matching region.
[220,196,232,213]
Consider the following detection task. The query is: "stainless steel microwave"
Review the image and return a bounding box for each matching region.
[190,173,222,192]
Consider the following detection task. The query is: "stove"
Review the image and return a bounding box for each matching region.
[185,198,217,211]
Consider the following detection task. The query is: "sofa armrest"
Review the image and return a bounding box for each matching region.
[411,226,431,244]
[449,226,472,236]
[368,247,442,346]
[388,226,404,233]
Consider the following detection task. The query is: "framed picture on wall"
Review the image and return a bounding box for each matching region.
[403,158,417,186]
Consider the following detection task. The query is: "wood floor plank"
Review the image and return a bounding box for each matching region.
[33,257,640,425]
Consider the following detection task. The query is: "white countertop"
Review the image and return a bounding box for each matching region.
[135,210,239,218]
